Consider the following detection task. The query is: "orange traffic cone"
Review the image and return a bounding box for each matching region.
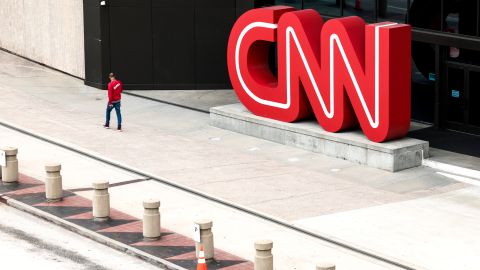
[197,245,208,270]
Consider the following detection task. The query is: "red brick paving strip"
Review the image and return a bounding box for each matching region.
[6,185,45,196]
[133,233,196,247]
[34,194,92,207]
[3,173,254,270]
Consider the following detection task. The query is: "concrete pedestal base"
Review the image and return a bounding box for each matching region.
[210,104,429,172]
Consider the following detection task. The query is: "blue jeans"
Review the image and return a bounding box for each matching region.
[105,102,122,127]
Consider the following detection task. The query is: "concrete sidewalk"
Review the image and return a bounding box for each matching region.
[0,124,398,270]
[125,89,238,113]
[1,50,480,269]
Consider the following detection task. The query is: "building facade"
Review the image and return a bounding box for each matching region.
[0,0,85,78]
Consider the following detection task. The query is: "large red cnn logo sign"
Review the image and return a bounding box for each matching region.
[227,6,411,143]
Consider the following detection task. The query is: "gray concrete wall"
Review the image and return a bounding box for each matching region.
[0,0,85,78]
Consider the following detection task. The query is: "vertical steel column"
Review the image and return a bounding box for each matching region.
[406,0,411,22]
[434,44,442,129]
[340,0,344,17]
[477,0,480,36]
[440,0,444,31]
[464,68,470,126]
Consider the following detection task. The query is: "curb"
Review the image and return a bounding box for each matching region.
[1,195,188,270]
[123,91,210,114]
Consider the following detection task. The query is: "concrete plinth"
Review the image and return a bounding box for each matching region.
[210,104,429,172]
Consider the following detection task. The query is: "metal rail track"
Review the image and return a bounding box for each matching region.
[0,119,417,270]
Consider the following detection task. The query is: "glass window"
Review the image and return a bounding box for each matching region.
[408,0,478,36]
[446,67,465,123]
[342,0,375,22]
[255,0,273,7]
[443,1,480,64]
[469,71,480,127]
[272,0,303,9]
[304,0,341,17]
[453,0,478,36]
[408,0,441,31]
[255,0,302,9]
[378,0,410,23]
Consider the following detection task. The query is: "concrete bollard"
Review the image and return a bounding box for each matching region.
[194,219,214,260]
[316,263,336,270]
[254,239,273,270]
[143,199,161,239]
[45,163,63,202]
[92,181,110,220]
[1,147,18,183]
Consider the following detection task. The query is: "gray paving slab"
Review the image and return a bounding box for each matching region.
[428,148,480,172]
[0,123,402,270]
[0,50,467,221]
[294,186,480,270]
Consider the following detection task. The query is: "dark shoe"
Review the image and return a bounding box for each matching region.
[117,125,122,132]
[103,124,110,129]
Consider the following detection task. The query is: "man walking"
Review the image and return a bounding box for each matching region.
[103,73,123,131]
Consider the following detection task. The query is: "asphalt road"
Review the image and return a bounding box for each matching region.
[0,203,163,270]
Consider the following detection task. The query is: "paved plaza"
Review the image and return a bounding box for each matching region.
[1,50,480,269]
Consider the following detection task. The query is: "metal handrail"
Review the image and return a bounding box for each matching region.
[412,28,480,51]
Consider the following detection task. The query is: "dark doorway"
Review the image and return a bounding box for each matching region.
[84,0,245,90]
[108,0,154,89]
[152,1,196,89]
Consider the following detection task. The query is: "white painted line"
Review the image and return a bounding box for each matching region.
[436,172,480,188]
[423,159,480,181]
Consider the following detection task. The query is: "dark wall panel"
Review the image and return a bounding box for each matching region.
[84,0,109,88]
[109,0,153,88]
[195,0,236,89]
[236,0,255,18]
[84,0,254,90]
[152,0,195,89]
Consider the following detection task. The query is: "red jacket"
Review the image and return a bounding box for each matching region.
[107,80,123,104]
